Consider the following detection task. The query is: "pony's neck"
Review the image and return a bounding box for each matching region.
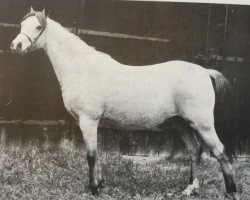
[42,18,96,87]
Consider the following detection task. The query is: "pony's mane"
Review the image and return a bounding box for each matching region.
[49,18,104,57]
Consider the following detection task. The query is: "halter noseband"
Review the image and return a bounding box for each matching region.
[20,12,46,53]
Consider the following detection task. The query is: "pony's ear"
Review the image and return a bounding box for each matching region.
[42,8,49,18]
[30,6,35,13]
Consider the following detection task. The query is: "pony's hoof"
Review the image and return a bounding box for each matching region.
[225,192,237,200]
[98,177,105,189]
[89,185,102,195]
[225,181,237,199]
[89,186,100,195]
[89,177,105,195]
[182,187,199,196]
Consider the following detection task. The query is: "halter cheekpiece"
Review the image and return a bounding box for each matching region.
[20,12,47,53]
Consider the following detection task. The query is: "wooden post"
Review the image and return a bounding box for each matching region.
[222,4,229,70]
[0,126,7,148]
[42,126,49,148]
[80,0,85,28]
[205,4,211,66]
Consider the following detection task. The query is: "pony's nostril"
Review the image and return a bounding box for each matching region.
[10,42,16,53]
[17,42,22,50]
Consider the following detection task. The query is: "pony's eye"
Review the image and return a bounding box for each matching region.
[36,25,42,30]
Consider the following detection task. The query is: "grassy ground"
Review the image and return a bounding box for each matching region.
[0,140,249,200]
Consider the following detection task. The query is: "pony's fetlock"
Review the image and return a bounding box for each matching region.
[182,178,199,196]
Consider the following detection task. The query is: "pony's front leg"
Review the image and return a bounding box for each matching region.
[79,115,104,195]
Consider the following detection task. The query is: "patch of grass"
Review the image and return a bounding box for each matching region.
[0,141,248,199]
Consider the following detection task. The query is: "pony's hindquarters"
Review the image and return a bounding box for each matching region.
[175,68,236,197]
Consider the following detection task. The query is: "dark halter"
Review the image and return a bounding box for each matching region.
[20,12,46,53]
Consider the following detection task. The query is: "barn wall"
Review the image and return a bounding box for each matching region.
[0,0,211,119]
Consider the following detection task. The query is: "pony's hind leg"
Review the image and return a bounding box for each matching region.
[170,116,202,196]
[190,120,237,198]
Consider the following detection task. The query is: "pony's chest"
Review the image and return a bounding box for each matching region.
[61,83,103,118]
[62,87,84,115]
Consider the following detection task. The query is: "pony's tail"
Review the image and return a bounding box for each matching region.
[208,69,231,102]
[208,69,236,162]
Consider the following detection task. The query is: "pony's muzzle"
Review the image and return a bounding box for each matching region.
[10,41,22,54]
[10,35,29,54]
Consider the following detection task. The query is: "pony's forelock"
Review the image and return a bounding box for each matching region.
[21,11,47,28]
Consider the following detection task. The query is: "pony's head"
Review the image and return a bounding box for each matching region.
[10,7,47,54]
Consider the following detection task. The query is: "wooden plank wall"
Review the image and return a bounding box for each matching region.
[0,121,186,156]
[0,121,249,157]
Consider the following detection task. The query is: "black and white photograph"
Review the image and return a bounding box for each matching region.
[0,0,249,199]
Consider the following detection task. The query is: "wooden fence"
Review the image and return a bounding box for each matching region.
[0,119,188,156]
[0,120,249,158]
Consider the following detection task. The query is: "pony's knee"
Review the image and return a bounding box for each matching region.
[190,120,214,134]
[79,116,99,152]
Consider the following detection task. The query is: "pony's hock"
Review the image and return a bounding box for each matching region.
[11,7,237,198]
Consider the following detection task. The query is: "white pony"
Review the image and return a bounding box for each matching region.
[11,8,236,198]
